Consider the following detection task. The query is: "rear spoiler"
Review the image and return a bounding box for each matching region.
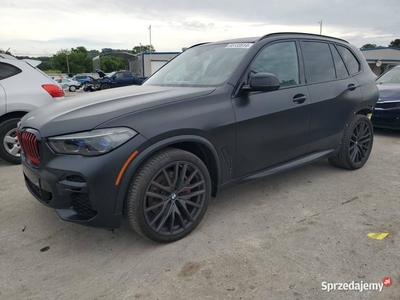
[23,59,42,67]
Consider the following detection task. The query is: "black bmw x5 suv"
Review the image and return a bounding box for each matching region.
[19,33,378,243]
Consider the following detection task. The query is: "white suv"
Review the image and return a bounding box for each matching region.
[0,54,64,164]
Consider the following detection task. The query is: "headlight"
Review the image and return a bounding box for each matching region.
[48,127,137,156]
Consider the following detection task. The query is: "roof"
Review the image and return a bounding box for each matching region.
[190,32,349,48]
[95,51,137,61]
[361,47,400,51]
[361,47,400,61]
[0,53,18,60]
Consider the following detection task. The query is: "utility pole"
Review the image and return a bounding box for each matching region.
[66,53,70,75]
[318,20,323,35]
[149,25,152,75]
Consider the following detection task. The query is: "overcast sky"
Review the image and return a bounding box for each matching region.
[1,0,399,57]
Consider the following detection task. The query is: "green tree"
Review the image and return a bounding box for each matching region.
[100,56,127,72]
[361,44,377,49]
[52,46,92,73]
[132,44,155,54]
[389,39,400,48]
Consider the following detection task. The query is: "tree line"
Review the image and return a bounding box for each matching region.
[361,39,400,49]
[2,44,154,74]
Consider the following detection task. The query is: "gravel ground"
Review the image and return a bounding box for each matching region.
[0,128,399,300]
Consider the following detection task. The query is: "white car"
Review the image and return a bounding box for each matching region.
[53,78,81,92]
[0,53,64,164]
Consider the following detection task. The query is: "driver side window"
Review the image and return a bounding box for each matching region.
[251,42,300,87]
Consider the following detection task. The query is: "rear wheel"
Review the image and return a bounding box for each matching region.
[328,114,373,170]
[126,148,211,243]
[101,83,110,90]
[0,118,22,164]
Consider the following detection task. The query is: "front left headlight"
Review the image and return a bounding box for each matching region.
[48,127,137,156]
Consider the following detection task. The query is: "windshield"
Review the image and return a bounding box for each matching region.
[144,43,253,87]
[107,71,117,78]
[377,67,400,84]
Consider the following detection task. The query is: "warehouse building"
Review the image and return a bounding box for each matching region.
[361,47,400,76]
[92,51,180,76]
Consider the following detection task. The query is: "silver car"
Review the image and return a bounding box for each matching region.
[0,54,64,164]
[53,78,81,92]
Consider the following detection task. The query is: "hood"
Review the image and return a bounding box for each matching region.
[377,83,400,102]
[21,85,216,137]
[95,69,107,78]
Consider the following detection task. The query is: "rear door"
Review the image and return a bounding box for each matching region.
[0,83,5,116]
[232,40,311,177]
[301,41,362,153]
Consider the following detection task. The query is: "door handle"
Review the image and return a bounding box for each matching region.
[348,83,358,91]
[292,94,306,104]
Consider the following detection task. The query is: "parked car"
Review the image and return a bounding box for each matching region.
[19,33,378,243]
[53,78,81,92]
[371,65,400,129]
[73,75,92,84]
[0,53,64,164]
[95,69,147,90]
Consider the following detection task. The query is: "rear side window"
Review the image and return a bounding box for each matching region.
[302,42,336,84]
[330,44,349,79]
[337,46,360,74]
[0,62,22,80]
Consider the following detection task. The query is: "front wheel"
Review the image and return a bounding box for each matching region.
[328,114,374,170]
[0,118,22,164]
[126,148,211,243]
[69,85,77,92]
[100,83,110,90]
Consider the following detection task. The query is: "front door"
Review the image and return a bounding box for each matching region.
[232,41,311,178]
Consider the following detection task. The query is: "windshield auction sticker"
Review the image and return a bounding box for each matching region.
[225,43,253,49]
[321,277,392,293]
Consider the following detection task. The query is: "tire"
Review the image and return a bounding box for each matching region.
[69,85,77,92]
[126,148,211,243]
[328,114,374,170]
[101,83,110,90]
[0,118,22,164]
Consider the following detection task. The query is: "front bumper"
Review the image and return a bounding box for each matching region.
[21,131,149,229]
[371,107,400,130]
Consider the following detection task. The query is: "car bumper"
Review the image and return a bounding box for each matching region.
[371,108,400,130]
[21,133,149,229]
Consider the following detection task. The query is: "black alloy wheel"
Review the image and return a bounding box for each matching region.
[126,148,211,243]
[349,120,372,164]
[328,114,374,170]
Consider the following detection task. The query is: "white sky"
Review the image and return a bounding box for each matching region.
[1,0,399,57]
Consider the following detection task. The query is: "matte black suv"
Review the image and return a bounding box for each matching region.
[19,33,378,243]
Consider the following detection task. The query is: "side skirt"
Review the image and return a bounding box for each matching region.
[219,149,334,191]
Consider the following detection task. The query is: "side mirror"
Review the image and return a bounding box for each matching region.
[112,75,116,80]
[243,73,280,92]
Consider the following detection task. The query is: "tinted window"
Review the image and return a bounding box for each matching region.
[123,71,132,78]
[302,42,336,84]
[337,46,360,74]
[0,62,22,80]
[116,72,124,79]
[251,42,299,87]
[330,44,349,78]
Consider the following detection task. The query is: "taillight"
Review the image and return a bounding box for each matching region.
[42,84,64,98]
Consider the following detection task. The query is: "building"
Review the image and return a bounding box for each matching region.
[131,52,179,77]
[360,47,400,76]
[92,51,180,77]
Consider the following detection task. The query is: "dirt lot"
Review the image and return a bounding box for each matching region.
[0,128,399,300]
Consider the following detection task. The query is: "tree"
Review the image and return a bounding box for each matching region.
[52,46,92,73]
[361,44,377,49]
[100,56,127,72]
[132,44,155,54]
[389,39,400,48]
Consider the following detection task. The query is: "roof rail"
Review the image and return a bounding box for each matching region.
[188,42,210,49]
[259,32,349,44]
